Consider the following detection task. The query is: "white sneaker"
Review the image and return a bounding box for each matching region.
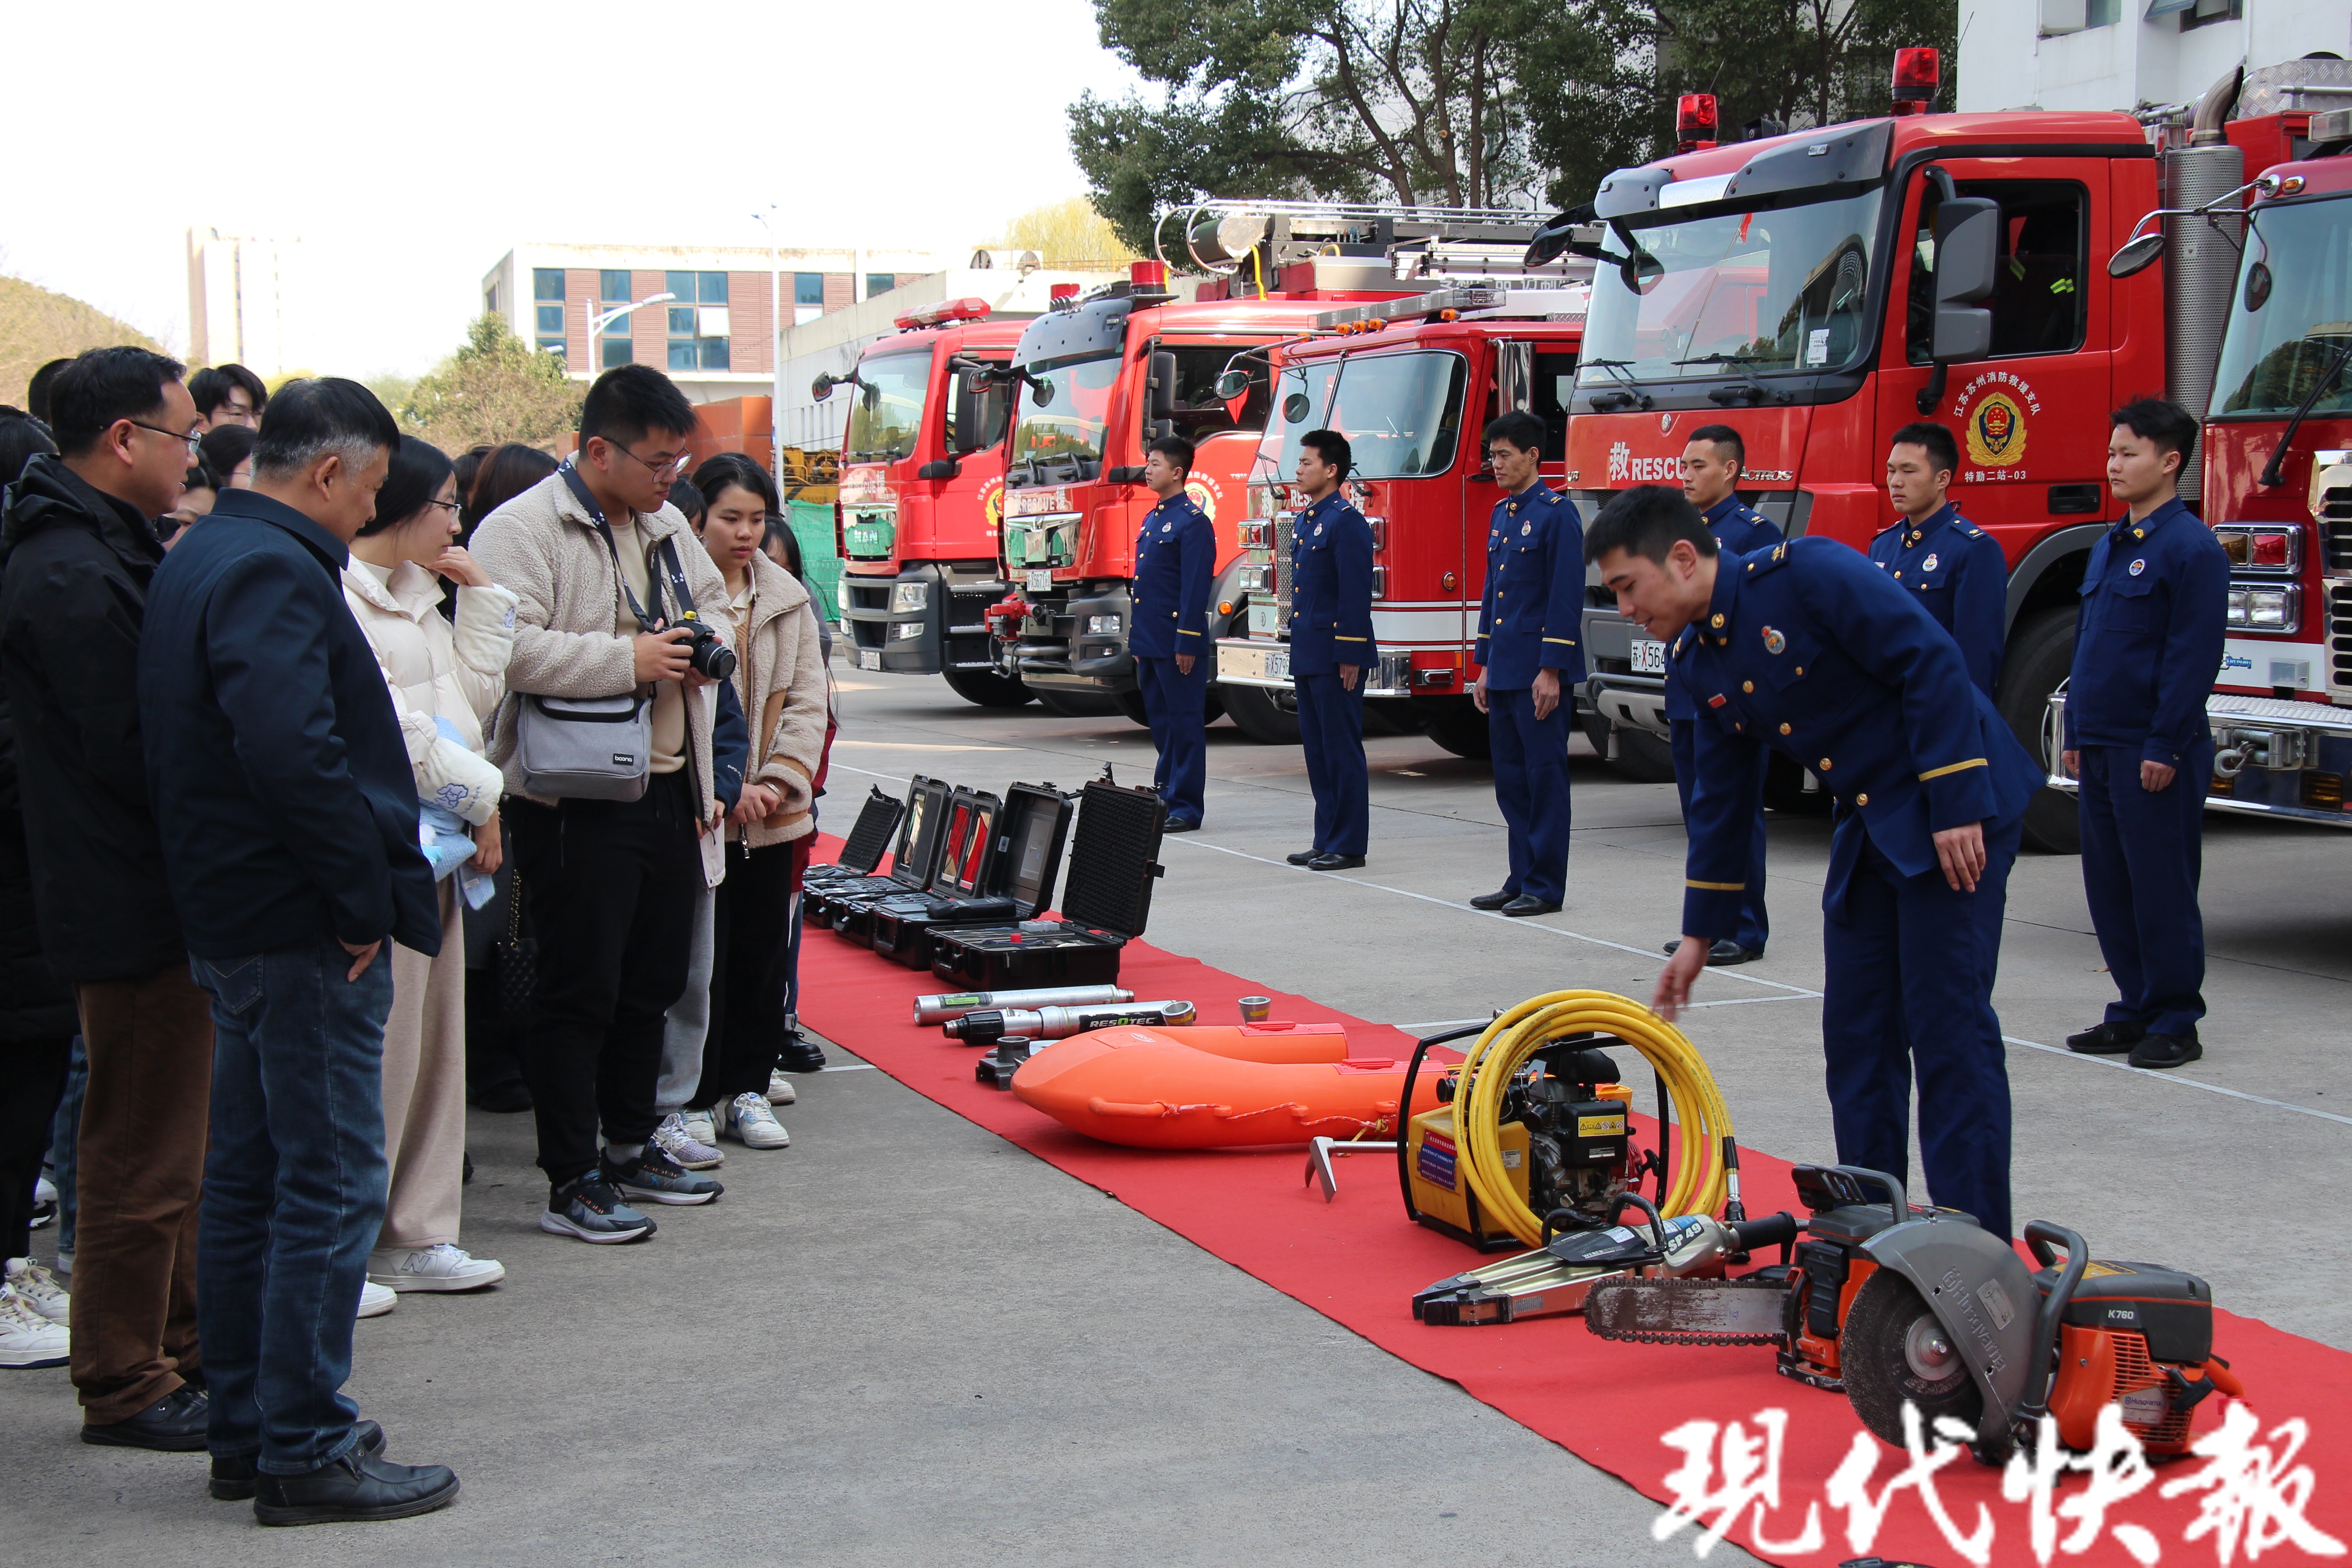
[654,1111,724,1171]
[368,1243,506,1293]
[0,1284,69,1369]
[765,1069,797,1106]
[30,1175,58,1228]
[357,1280,397,1319]
[3,1258,68,1324]
[681,1107,722,1152]
[723,1092,790,1149]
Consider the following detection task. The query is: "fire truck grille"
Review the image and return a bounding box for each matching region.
[2331,583,2352,696]
[1274,512,1296,621]
[2323,481,2352,571]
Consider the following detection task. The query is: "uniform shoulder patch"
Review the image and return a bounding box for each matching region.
[1749,540,1793,576]
[1962,525,1985,538]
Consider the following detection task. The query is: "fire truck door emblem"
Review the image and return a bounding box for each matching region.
[1964,390,2028,467]
[1184,478,1220,519]
[1659,413,1674,435]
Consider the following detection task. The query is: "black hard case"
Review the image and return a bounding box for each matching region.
[816,775,951,939]
[805,785,905,887]
[871,782,1075,968]
[855,786,997,952]
[926,779,1166,989]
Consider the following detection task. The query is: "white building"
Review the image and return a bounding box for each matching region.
[1958,0,2349,113]
[186,228,333,376]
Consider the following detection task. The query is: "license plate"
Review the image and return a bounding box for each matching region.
[1630,637,1666,675]
[1247,603,1280,635]
[1265,645,1290,681]
[1025,569,1053,593]
[858,649,882,671]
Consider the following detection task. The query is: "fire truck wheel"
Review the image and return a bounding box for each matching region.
[1996,606,2082,856]
[942,668,1034,709]
[1583,714,1676,783]
[1221,683,1301,745]
[1424,701,1490,760]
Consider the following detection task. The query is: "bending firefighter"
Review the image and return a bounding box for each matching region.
[1589,485,2042,1239]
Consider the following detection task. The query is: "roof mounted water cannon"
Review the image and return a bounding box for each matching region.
[1676,95,1719,153]
[1152,198,1553,278]
[1891,48,1939,116]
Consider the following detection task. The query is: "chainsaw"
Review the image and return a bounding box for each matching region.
[1415,1194,1800,1325]
[1584,1164,1977,1391]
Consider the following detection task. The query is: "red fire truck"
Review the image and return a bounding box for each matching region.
[821,299,1026,706]
[2048,98,2352,825]
[1214,284,1593,758]
[1561,53,2336,850]
[985,206,1558,722]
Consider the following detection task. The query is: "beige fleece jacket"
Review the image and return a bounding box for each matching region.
[722,549,828,848]
[467,470,734,880]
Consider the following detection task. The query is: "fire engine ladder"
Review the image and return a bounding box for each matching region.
[1155,198,1590,284]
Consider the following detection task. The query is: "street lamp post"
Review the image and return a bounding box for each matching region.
[583,291,676,378]
[752,206,783,478]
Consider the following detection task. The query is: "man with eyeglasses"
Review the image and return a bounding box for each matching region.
[469,366,732,1244]
[0,348,216,1449]
[188,364,267,432]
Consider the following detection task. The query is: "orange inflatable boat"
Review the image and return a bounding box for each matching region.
[1009,1023,1444,1149]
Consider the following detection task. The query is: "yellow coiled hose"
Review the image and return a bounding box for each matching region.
[1455,990,1734,1247]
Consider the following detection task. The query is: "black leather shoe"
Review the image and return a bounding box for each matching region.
[1285,850,1319,866]
[253,1449,459,1526]
[214,1421,384,1501]
[1468,889,1518,911]
[1500,896,1563,917]
[1307,853,1365,870]
[2129,1031,2202,1071]
[775,1035,828,1074]
[82,1385,209,1451]
[1162,818,1200,834]
[2065,1020,2144,1055]
[1665,938,1761,966]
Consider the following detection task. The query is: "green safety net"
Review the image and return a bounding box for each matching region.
[787,500,841,623]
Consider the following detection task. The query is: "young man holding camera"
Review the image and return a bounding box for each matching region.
[470,367,730,1244]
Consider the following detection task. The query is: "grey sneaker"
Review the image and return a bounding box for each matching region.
[653,1111,724,1171]
[722,1092,790,1149]
[602,1147,723,1206]
[539,1172,657,1244]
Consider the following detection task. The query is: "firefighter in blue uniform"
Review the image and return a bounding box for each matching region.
[1872,421,2008,695]
[2061,400,2229,1072]
[1282,429,1377,870]
[1130,434,1215,832]
[1588,485,2043,1239]
[1663,425,1781,965]
[1470,411,1584,917]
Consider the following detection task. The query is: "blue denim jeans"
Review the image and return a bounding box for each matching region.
[49,1034,85,1260]
[191,937,394,1474]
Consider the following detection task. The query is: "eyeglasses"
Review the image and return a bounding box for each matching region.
[131,421,202,456]
[601,440,690,481]
[422,498,461,516]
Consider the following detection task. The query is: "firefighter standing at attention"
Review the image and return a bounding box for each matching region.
[1589,484,2043,1240]
[1468,410,1584,918]
[1662,424,1780,967]
[1130,434,1215,833]
[2061,399,2229,1072]
[1872,420,2008,696]
[1282,429,1377,871]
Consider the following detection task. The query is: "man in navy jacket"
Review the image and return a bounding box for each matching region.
[1130,435,1216,831]
[141,379,458,1524]
[2061,400,2229,1072]
[1283,429,1377,869]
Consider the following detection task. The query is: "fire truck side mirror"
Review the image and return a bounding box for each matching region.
[2108,231,2166,279]
[1214,368,1251,402]
[1149,352,1180,421]
[1927,196,1999,364]
[811,372,837,403]
[952,381,987,455]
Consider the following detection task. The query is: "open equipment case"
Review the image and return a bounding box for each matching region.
[871,782,1076,969]
[804,785,906,895]
[809,775,951,939]
[927,777,1166,990]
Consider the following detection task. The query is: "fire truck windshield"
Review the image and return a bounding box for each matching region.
[2212,196,2352,419]
[1008,353,1120,486]
[1255,352,1469,480]
[843,351,931,461]
[1576,188,1884,393]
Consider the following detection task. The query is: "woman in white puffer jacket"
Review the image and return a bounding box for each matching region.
[342,438,518,1298]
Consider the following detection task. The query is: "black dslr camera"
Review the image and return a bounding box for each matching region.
[675,612,736,682]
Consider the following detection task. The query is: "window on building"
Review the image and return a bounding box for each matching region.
[665,271,733,371]
[530,269,566,355]
[1906,180,2088,364]
[2180,0,2240,28]
[534,269,564,301]
[599,271,633,369]
[866,272,896,299]
[795,273,825,307]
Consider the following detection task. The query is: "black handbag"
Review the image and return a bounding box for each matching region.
[493,868,538,1024]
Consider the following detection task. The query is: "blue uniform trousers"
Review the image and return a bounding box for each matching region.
[1137,654,1210,826]
[1671,718,1770,954]
[1293,672,1368,856]
[1486,687,1571,903]
[1821,814,2020,1240]
[2077,742,2210,1039]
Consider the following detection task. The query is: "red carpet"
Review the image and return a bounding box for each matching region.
[798,849,2352,1567]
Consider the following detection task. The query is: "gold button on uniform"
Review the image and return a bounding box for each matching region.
[1742,681,1754,693]
[1779,722,1791,735]
[1856,793,1869,806]
[1710,613,1725,628]
[1819,758,1833,770]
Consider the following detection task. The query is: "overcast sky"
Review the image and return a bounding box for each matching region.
[3,0,1144,380]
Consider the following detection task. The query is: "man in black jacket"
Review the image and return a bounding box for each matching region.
[0,348,215,1446]
[142,378,458,1525]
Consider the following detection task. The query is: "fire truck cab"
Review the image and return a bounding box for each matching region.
[826,299,1026,706]
[1217,284,1591,758]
